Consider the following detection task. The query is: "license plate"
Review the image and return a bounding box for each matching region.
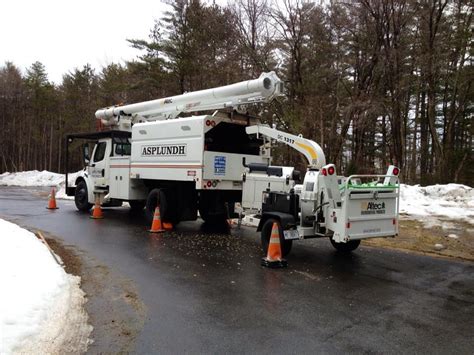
[283,229,299,240]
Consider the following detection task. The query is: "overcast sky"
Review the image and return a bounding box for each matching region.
[0,0,175,84]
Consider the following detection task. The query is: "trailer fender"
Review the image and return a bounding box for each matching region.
[256,212,295,232]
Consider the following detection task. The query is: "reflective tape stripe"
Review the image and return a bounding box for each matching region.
[295,142,317,160]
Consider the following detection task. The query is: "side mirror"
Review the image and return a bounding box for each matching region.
[82,143,90,165]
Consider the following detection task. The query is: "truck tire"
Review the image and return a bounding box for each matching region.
[198,208,227,224]
[145,189,178,224]
[261,218,293,257]
[74,180,92,212]
[198,193,227,224]
[129,200,145,211]
[330,238,360,253]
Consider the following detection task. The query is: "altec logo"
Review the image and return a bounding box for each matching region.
[364,202,386,210]
[361,201,386,215]
[142,144,187,156]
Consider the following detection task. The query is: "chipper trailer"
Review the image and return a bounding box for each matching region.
[65,72,400,255]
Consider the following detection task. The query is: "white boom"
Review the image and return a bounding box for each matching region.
[246,125,326,169]
[95,71,284,127]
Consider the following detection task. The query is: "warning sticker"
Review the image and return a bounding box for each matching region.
[214,156,226,176]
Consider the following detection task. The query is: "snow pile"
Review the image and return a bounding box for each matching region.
[0,170,80,200]
[400,184,474,225]
[0,219,91,353]
[0,170,64,187]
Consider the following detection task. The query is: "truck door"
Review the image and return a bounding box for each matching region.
[88,139,111,189]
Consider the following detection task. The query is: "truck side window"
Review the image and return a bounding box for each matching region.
[93,142,107,162]
[115,143,131,156]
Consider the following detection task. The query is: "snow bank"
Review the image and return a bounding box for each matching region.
[0,170,80,200]
[400,183,474,226]
[0,219,91,353]
[0,170,64,187]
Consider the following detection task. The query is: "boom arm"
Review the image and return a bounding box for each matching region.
[246,125,326,169]
[96,72,284,127]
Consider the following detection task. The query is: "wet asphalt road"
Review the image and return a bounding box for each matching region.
[1,186,473,354]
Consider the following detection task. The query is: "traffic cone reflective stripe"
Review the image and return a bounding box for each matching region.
[90,195,103,219]
[261,222,287,268]
[149,206,165,233]
[46,187,58,209]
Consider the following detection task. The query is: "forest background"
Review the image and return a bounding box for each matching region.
[0,0,472,185]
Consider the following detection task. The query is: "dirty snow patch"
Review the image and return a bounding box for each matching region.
[0,218,92,354]
[399,184,474,227]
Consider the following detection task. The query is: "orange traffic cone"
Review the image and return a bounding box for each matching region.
[46,187,59,210]
[90,195,103,219]
[261,222,287,268]
[149,206,165,233]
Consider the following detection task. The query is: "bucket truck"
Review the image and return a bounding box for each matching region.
[66,72,285,224]
[65,71,400,255]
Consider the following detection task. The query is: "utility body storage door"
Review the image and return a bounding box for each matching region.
[109,157,131,199]
[109,157,148,200]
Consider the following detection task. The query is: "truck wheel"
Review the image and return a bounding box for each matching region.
[74,180,92,212]
[198,208,227,224]
[261,218,293,257]
[145,189,178,224]
[330,238,360,253]
[129,200,145,211]
[198,194,227,224]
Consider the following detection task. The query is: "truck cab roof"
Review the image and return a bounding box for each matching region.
[67,130,131,142]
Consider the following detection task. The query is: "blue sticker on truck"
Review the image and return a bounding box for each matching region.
[214,156,226,176]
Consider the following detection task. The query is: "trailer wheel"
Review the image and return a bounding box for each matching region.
[74,180,92,212]
[146,189,178,224]
[261,218,293,257]
[330,238,360,253]
[129,200,145,211]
